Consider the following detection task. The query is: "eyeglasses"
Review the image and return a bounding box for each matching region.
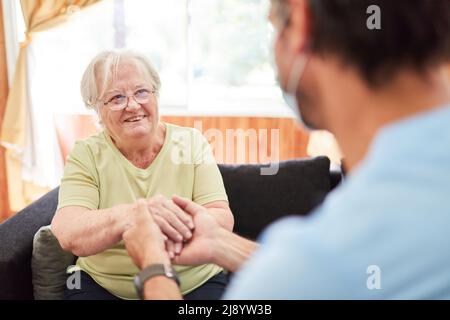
[100,88,156,111]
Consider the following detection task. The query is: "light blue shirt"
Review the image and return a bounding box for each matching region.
[225,104,450,299]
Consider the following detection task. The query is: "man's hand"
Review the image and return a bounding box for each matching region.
[123,199,170,269]
[171,195,224,266]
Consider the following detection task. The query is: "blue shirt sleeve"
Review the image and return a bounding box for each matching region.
[223,214,369,300]
[223,216,314,299]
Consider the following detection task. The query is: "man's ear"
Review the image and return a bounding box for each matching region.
[286,0,311,54]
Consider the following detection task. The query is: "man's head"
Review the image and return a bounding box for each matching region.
[269,0,450,130]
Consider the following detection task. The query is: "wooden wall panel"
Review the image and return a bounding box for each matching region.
[161,116,310,164]
[54,115,310,164]
[0,0,11,220]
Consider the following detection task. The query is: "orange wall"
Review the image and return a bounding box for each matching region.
[161,116,310,164]
[54,114,310,164]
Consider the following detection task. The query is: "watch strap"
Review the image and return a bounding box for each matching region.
[135,264,180,299]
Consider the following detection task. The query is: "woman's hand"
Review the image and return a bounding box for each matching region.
[147,195,195,243]
[165,239,184,260]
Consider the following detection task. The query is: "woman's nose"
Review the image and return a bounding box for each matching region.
[125,96,141,110]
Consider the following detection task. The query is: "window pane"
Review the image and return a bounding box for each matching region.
[28,0,289,117]
[30,0,188,115]
[29,1,116,115]
[124,0,188,109]
[189,0,288,116]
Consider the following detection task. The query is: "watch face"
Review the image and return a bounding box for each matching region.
[163,264,173,277]
[163,265,180,286]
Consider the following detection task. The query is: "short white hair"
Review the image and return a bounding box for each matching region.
[80,50,162,109]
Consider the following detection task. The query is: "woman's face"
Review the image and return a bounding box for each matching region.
[97,61,159,145]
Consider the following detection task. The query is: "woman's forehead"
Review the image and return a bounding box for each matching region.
[99,60,152,92]
[105,83,148,94]
[116,61,145,77]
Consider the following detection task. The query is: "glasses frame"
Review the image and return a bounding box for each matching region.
[100,88,157,111]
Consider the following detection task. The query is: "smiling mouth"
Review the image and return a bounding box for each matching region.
[124,115,147,123]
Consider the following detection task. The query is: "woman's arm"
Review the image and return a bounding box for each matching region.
[52,196,196,258]
[203,200,234,231]
[51,203,135,257]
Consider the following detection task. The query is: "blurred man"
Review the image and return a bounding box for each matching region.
[123,0,450,299]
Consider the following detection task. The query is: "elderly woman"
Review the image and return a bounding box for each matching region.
[51,50,234,300]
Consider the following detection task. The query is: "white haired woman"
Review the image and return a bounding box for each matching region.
[51,50,234,300]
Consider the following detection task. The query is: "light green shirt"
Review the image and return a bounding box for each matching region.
[57,122,228,299]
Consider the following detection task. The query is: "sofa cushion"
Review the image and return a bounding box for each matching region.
[0,188,60,300]
[31,225,76,300]
[219,156,332,240]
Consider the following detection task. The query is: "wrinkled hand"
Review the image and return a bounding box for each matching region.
[171,195,223,266]
[165,239,184,260]
[123,199,169,269]
[147,195,194,244]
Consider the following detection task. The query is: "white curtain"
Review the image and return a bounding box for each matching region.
[22,42,64,189]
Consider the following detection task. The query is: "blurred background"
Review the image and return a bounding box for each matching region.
[0,0,342,219]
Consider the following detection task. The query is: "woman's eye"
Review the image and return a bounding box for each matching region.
[135,89,149,97]
[111,95,126,104]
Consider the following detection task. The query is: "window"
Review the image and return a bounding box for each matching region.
[188,0,285,115]
[4,0,341,212]
[16,0,290,117]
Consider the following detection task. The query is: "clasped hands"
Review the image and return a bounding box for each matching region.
[146,194,195,259]
[123,195,222,269]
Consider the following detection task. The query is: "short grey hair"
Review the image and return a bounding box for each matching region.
[80,50,162,109]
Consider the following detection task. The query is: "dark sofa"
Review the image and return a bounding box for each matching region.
[0,156,342,299]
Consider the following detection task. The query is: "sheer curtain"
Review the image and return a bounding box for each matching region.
[0,0,101,211]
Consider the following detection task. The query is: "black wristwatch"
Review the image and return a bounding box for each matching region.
[134,264,180,300]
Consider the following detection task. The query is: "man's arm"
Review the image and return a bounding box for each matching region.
[171,196,258,272]
[143,276,181,300]
[210,227,258,273]
[123,197,259,299]
[139,248,182,300]
[122,200,182,300]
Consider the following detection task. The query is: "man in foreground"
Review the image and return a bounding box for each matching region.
[123,0,450,299]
